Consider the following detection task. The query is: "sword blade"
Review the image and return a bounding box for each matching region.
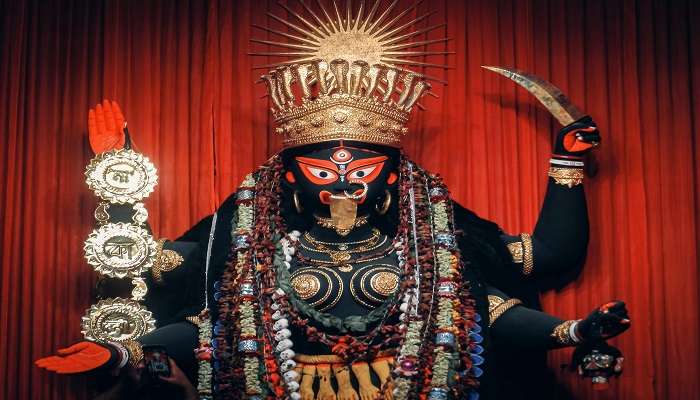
[482,66,587,126]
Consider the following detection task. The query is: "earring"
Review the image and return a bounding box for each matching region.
[376,190,391,215]
[293,191,303,214]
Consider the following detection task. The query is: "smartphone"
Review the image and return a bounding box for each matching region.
[142,345,171,379]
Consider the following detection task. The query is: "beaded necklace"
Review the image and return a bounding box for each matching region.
[206,155,483,400]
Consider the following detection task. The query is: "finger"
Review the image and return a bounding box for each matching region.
[36,356,62,367]
[574,126,597,134]
[88,109,98,137]
[575,132,601,143]
[95,104,107,135]
[103,99,116,133]
[112,101,126,133]
[57,342,89,355]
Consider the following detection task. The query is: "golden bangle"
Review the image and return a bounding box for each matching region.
[548,167,584,188]
[551,320,577,346]
[520,233,533,276]
[488,295,522,327]
[151,239,184,284]
[122,339,144,368]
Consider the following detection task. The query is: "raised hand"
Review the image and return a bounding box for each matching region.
[577,301,631,341]
[35,341,115,374]
[554,116,601,156]
[88,99,126,155]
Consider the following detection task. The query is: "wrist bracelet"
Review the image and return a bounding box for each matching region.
[109,341,129,369]
[550,158,584,167]
[569,320,582,344]
[551,320,578,346]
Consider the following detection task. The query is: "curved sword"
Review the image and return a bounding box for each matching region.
[482,66,588,126]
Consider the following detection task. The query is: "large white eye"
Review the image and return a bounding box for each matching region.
[347,166,376,180]
[307,167,337,181]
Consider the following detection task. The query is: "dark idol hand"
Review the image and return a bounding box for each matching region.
[554,116,601,156]
[576,301,631,341]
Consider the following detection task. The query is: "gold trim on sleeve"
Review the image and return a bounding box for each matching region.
[151,239,185,284]
[487,295,523,327]
[548,167,584,188]
[520,233,534,276]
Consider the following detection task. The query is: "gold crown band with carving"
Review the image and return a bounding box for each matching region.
[253,0,450,149]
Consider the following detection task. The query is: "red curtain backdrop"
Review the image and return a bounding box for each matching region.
[1,0,699,399]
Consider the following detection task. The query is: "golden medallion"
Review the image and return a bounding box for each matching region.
[85,149,158,204]
[84,222,157,278]
[370,271,399,297]
[291,273,321,300]
[81,298,156,343]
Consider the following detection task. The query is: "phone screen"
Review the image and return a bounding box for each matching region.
[143,345,171,378]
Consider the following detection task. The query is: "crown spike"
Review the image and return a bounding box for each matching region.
[371,0,424,36]
[384,37,451,51]
[250,51,315,57]
[376,11,436,42]
[278,2,328,39]
[314,0,339,33]
[352,1,366,31]
[252,24,320,46]
[380,23,446,45]
[346,0,353,31]
[383,51,455,57]
[366,0,400,34]
[267,12,322,41]
[381,58,452,69]
[299,0,333,35]
[250,38,318,51]
[332,0,345,32]
[361,0,382,31]
[253,57,317,69]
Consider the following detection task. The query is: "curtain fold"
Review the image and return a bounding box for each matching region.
[1,0,698,399]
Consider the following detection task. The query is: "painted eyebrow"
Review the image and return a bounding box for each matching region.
[295,157,339,172]
[346,156,388,171]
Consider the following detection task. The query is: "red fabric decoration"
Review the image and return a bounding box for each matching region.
[1,1,699,399]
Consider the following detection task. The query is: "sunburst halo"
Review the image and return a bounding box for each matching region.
[251,0,452,83]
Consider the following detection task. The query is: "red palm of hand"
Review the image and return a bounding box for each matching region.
[35,341,112,374]
[88,99,126,154]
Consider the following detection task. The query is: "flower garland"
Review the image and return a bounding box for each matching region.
[210,154,482,399]
[193,310,213,399]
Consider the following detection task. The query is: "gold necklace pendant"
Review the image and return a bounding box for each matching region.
[314,213,369,236]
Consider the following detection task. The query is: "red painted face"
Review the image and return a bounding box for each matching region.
[293,145,388,205]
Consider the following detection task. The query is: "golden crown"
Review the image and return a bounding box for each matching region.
[253,0,450,148]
